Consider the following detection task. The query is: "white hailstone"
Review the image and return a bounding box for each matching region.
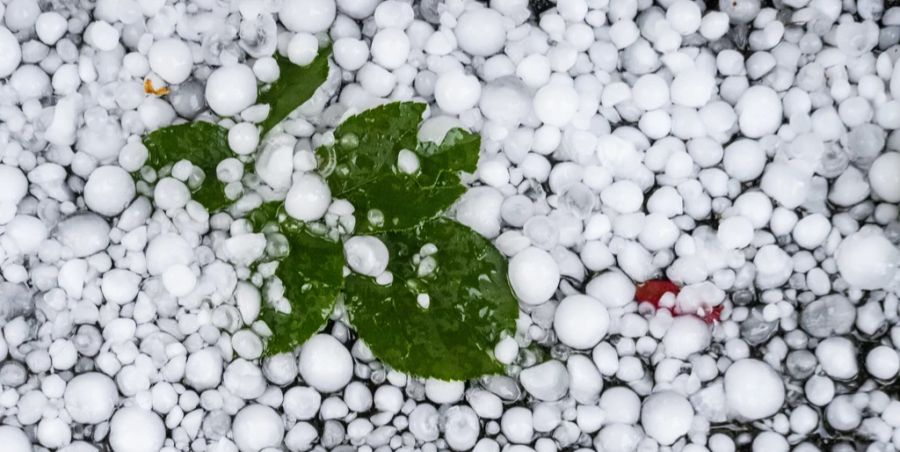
[101,269,141,305]
[228,122,260,155]
[146,233,193,275]
[56,214,110,257]
[725,359,785,420]
[754,244,793,289]
[154,177,191,211]
[670,68,715,107]
[722,139,765,181]
[148,38,193,84]
[84,20,119,51]
[815,337,858,380]
[285,173,331,221]
[232,405,285,452]
[0,426,32,452]
[344,236,389,277]
[37,417,71,448]
[825,396,861,431]
[760,162,812,209]
[425,379,464,404]
[205,64,258,117]
[533,83,578,127]
[662,316,711,359]
[185,348,223,390]
[287,32,319,66]
[236,282,261,324]
[6,215,47,254]
[791,214,831,250]
[639,213,679,251]
[866,345,900,380]
[109,408,165,452]
[553,295,610,349]
[596,424,642,452]
[599,387,641,424]
[508,247,560,305]
[869,152,900,202]
[35,12,67,45]
[632,74,669,111]
[501,407,534,444]
[333,38,369,71]
[585,271,635,308]
[279,0,336,33]
[753,432,788,452]
[435,71,482,114]
[285,422,317,451]
[444,406,481,451]
[84,165,135,217]
[0,27,22,78]
[600,180,643,213]
[224,359,267,400]
[717,215,754,249]
[298,334,353,392]
[666,0,702,35]
[455,186,504,238]
[371,28,409,70]
[567,354,604,404]
[0,164,28,220]
[162,264,197,296]
[519,360,569,401]
[409,404,440,441]
[641,391,694,445]
[454,8,506,56]
[418,115,465,143]
[283,387,322,420]
[736,86,782,138]
[64,372,118,424]
[835,229,899,290]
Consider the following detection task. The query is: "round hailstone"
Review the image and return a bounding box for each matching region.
[64,372,118,424]
[533,83,579,127]
[232,404,285,452]
[162,264,197,297]
[454,8,506,56]
[279,0,336,33]
[641,391,694,445]
[344,236,389,276]
[285,173,331,222]
[205,64,258,117]
[835,229,899,290]
[736,85,782,138]
[0,27,22,78]
[298,334,353,393]
[434,71,482,114]
[109,408,165,452]
[184,348,223,390]
[815,337,858,380]
[145,233,193,275]
[724,359,785,420]
[662,315,711,359]
[83,165,136,217]
[722,139,766,182]
[0,426,31,452]
[868,152,900,202]
[670,68,715,107]
[553,295,610,349]
[508,247,560,305]
[147,38,193,84]
[866,346,900,380]
[585,271,636,308]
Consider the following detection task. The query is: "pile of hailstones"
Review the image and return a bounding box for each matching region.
[0,0,899,450]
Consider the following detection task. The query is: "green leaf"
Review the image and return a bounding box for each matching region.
[343,218,518,380]
[258,46,332,135]
[256,212,345,355]
[141,121,232,211]
[316,102,481,233]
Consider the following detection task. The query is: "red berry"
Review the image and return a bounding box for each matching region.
[635,279,680,309]
[701,305,724,324]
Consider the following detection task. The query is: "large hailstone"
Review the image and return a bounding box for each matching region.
[553,295,610,349]
[508,247,560,305]
[641,391,694,445]
[835,228,899,290]
[724,359,785,420]
[109,407,165,452]
[298,334,353,393]
[64,372,118,424]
